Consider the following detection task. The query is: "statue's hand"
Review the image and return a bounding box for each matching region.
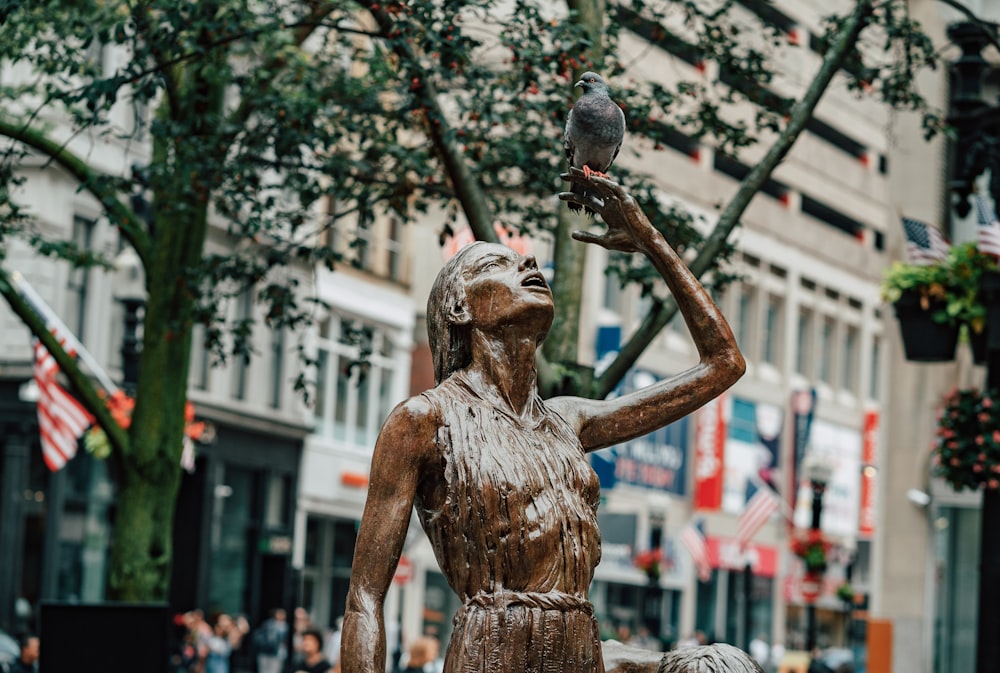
[559,169,653,253]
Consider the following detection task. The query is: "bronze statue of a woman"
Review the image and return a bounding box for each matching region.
[342,171,745,673]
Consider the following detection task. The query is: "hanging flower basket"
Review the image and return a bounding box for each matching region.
[634,548,663,583]
[83,390,209,464]
[932,387,1000,491]
[892,290,959,362]
[836,582,854,603]
[882,243,997,363]
[791,529,831,574]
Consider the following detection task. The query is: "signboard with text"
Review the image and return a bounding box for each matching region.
[693,393,727,510]
[591,369,689,495]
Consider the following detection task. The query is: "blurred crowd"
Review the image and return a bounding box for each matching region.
[169,606,344,673]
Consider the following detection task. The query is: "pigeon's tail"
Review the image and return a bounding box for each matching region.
[568,179,597,217]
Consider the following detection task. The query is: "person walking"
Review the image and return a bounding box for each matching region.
[253,608,289,673]
[295,629,333,673]
[9,634,39,673]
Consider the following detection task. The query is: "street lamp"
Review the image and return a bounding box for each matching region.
[803,451,834,653]
[114,246,145,392]
[946,21,1000,673]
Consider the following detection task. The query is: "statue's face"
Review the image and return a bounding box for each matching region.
[456,243,553,336]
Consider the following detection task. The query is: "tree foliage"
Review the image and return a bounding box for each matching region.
[0,0,963,600]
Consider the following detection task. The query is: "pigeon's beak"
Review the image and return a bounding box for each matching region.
[574,80,584,89]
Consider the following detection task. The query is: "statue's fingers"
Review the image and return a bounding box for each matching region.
[571,230,604,244]
[559,170,590,189]
[583,174,621,197]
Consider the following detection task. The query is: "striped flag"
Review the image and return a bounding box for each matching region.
[901,216,949,265]
[33,339,93,471]
[735,484,780,550]
[680,518,712,582]
[974,194,1000,259]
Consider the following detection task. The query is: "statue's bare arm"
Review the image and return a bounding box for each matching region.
[551,170,745,452]
[341,397,437,673]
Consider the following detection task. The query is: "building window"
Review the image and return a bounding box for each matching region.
[736,284,757,360]
[300,516,357,630]
[270,326,285,409]
[387,217,404,282]
[189,324,211,391]
[795,308,813,376]
[818,316,836,385]
[762,294,783,367]
[841,324,859,394]
[66,216,95,340]
[314,316,401,448]
[869,336,881,400]
[231,289,253,401]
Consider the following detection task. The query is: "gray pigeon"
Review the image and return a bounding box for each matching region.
[563,72,626,214]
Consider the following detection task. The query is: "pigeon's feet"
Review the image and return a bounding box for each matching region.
[583,166,610,180]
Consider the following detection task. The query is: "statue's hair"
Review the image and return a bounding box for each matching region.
[657,644,765,673]
[427,242,490,385]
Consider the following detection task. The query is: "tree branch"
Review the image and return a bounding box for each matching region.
[132,1,181,121]
[222,2,341,137]
[0,116,153,266]
[362,3,500,245]
[0,268,129,456]
[595,0,874,398]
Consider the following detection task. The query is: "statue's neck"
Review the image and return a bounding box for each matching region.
[467,331,539,417]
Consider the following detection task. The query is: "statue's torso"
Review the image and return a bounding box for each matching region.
[415,372,605,673]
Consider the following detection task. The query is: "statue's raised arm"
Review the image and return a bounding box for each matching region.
[553,168,745,452]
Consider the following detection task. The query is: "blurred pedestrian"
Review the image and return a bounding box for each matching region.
[749,634,769,669]
[295,629,333,673]
[769,641,785,673]
[204,613,247,673]
[253,608,289,673]
[628,625,661,651]
[292,607,313,668]
[807,648,832,673]
[9,634,38,673]
[400,636,440,673]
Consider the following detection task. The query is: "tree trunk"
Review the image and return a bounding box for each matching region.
[543,0,607,395]
[107,451,184,601]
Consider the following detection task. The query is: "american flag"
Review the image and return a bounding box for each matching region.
[975,194,1000,259]
[901,216,949,265]
[680,518,712,582]
[735,484,780,551]
[33,338,93,471]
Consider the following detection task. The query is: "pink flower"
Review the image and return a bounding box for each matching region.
[981,413,992,422]
[974,464,983,473]
[990,479,999,489]
[977,435,985,446]
[951,458,961,466]
[980,453,988,461]
[985,397,994,409]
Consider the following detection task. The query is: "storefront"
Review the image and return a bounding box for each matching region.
[170,417,305,625]
[694,537,777,647]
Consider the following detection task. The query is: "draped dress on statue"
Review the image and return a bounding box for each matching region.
[416,371,604,673]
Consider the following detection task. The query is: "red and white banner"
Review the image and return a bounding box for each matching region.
[693,393,727,511]
[858,409,879,539]
[705,536,778,577]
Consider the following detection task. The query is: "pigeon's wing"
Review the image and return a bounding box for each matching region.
[563,108,578,166]
[606,104,626,171]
